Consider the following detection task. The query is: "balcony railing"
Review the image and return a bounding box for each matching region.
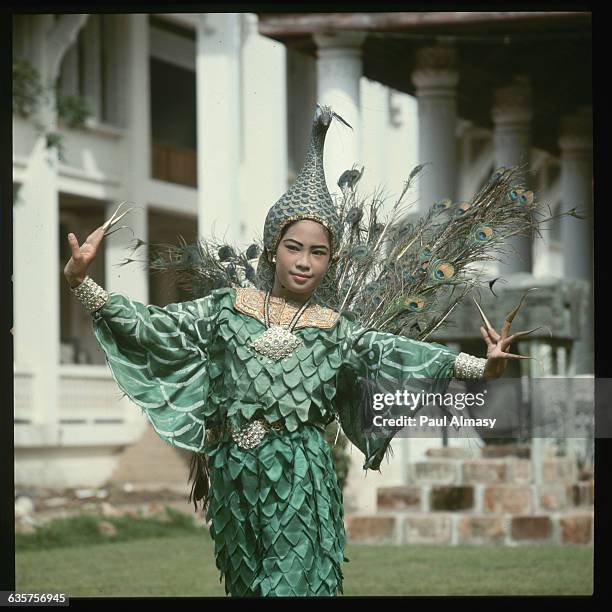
[152,141,197,188]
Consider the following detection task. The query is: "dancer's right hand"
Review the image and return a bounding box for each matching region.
[64,226,106,288]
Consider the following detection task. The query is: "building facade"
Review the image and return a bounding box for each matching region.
[13,13,592,517]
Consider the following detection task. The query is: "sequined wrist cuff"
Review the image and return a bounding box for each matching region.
[70,275,109,314]
[453,352,487,380]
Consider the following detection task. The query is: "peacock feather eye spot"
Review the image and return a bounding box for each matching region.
[403,296,428,312]
[350,244,370,261]
[508,187,524,202]
[454,201,471,216]
[433,198,451,212]
[470,224,495,243]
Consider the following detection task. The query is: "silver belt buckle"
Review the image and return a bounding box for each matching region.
[231,419,269,449]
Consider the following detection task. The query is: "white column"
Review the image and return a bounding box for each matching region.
[82,15,101,120]
[196,13,242,244]
[385,89,419,210]
[411,45,459,215]
[314,32,365,199]
[105,14,149,303]
[14,18,59,427]
[559,106,593,375]
[240,13,287,246]
[14,16,87,427]
[407,45,460,461]
[492,75,533,275]
[360,78,388,197]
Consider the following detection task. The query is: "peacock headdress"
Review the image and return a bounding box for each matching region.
[255,104,348,306]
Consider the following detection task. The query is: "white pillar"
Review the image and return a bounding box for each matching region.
[82,15,101,120]
[196,13,242,244]
[385,89,419,211]
[14,16,86,428]
[559,106,593,375]
[492,75,533,275]
[411,45,459,215]
[105,14,149,303]
[360,78,388,197]
[314,32,365,199]
[240,13,287,246]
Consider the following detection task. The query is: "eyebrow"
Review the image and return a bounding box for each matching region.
[283,238,329,250]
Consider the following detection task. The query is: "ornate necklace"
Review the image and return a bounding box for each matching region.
[249,290,312,362]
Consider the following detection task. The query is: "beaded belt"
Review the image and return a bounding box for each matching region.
[205,418,284,449]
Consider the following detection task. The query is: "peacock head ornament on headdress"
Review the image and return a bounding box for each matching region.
[254,104,351,306]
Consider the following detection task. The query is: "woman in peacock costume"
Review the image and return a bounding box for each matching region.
[64,104,562,597]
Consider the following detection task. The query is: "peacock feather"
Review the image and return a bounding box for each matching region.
[116,162,573,341]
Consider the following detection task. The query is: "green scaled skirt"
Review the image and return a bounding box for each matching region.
[204,424,348,597]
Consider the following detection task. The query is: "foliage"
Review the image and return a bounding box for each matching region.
[15,506,201,552]
[56,92,93,128]
[13,58,45,118]
[13,58,93,163]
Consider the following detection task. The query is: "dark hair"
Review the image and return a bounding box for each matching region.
[278,219,332,252]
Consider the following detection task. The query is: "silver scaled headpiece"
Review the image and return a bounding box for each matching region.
[255,104,345,307]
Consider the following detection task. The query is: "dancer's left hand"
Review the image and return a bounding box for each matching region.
[479,323,524,379]
[474,291,540,379]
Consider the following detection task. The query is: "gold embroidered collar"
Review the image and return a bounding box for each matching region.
[234,287,339,330]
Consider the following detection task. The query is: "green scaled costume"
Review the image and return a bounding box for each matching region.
[85,105,469,596]
[90,287,459,596]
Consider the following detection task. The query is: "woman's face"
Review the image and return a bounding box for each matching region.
[273,219,331,298]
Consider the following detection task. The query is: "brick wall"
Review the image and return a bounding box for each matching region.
[346,446,593,546]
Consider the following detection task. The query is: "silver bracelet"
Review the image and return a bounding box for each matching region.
[69,275,109,314]
[453,352,487,380]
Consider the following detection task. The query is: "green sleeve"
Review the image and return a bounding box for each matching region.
[90,289,226,452]
[336,315,460,472]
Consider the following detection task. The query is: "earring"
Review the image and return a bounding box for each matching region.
[272,256,276,263]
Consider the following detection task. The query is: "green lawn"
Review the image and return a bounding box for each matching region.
[16,532,593,596]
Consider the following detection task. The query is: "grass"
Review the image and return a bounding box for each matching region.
[15,506,200,552]
[15,513,593,597]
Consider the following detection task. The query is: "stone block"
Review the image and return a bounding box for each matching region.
[403,515,452,544]
[481,445,530,459]
[425,448,474,460]
[559,513,593,544]
[377,486,421,511]
[539,485,569,511]
[484,485,532,514]
[430,486,474,511]
[543,457,577,483]
[510,516,553,541]
[411,461,459,484]
[569,481,594,507]
[463,460,508,483]
[458,516,506,544]
[346,515,397,544]
[511,458,532,483]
